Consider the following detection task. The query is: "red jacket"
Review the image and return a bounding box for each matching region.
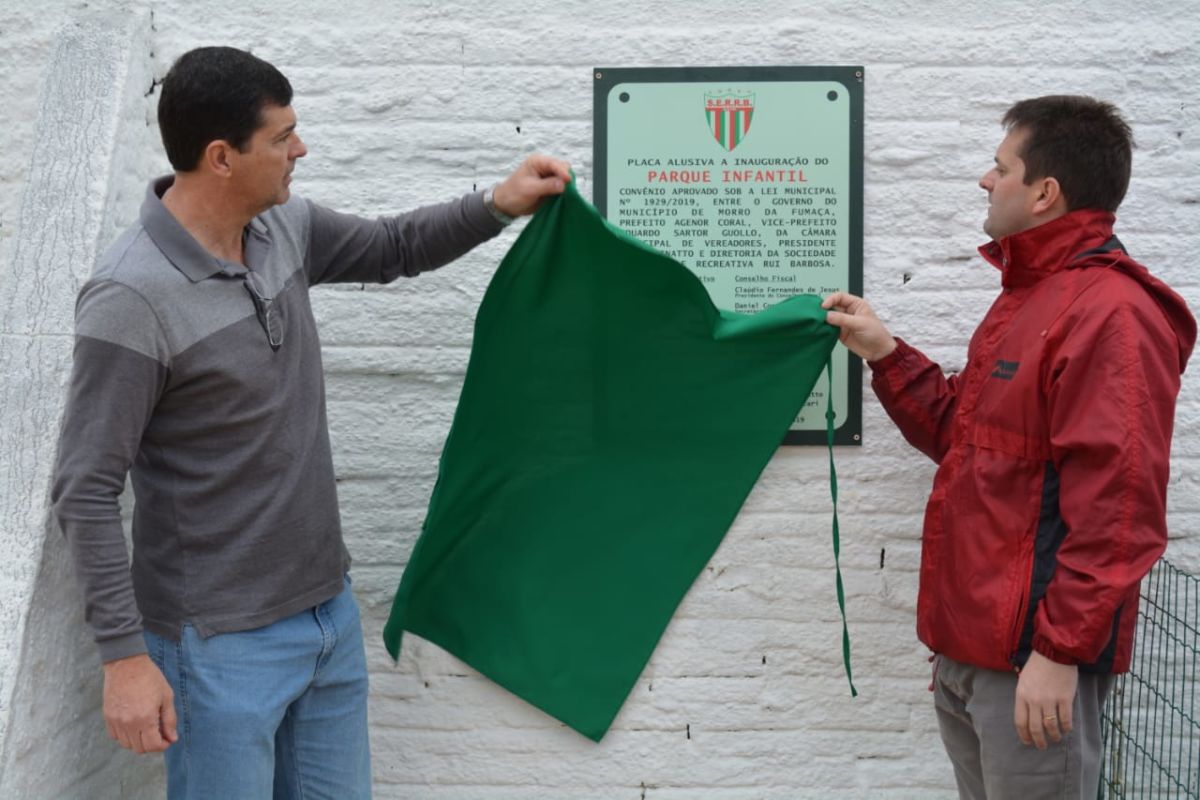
[870,209,1195,673]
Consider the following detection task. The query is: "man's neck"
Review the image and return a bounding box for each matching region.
[161,174,254,264]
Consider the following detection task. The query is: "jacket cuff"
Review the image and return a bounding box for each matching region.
[867,337,914,374]
[1031,634,1079,666]
[97,631,148,664]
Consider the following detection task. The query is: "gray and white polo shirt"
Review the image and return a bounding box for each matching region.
[52,176,504,662]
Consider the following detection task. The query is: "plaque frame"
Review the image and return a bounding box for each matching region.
[593,66,864,446]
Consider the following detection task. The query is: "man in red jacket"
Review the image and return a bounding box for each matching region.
[824,95,1195,798]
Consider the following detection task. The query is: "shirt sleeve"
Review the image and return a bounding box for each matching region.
[51,280,169,663]
[869,337,963,464]
[304,190,506,286]
[1032,297,1176,664]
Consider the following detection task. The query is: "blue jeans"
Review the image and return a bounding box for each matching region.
[144,578,371,799]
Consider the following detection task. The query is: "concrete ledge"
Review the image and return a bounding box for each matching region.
[0,11,160,797]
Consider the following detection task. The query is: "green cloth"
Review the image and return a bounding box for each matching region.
[384,180,841,741]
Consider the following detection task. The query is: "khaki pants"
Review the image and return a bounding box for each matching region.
[933,655,1113,800]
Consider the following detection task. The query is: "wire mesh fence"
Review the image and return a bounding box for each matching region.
[1100,559,1199,799]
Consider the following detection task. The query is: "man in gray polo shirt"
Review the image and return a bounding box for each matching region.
[51,46,570,798]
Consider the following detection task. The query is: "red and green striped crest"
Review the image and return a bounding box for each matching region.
[705,91,755,151]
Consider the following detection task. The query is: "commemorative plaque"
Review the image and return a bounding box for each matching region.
[594,67,863,445]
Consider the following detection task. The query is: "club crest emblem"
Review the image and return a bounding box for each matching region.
[705,91,755,151]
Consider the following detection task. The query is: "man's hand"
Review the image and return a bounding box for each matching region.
[1014,651,1078,749]
[102,653,178,754]
[491,154,572,218]
[820,292,898,362]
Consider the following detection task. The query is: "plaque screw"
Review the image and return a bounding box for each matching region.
[853,434,861,441]
[595,71,603,80]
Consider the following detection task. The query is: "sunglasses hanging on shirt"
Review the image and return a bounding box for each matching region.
[243,271,283,351]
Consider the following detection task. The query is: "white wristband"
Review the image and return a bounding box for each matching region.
[483,185,515,226]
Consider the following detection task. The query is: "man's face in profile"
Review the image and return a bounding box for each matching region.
[229,103,307,212]
[979,128,1042,240]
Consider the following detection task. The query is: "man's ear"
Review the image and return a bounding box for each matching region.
[1032,175,1067,216]
[201,140,235,178]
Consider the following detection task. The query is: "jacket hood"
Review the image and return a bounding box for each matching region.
[980,209,1196,375]
[1102,250,1196,375]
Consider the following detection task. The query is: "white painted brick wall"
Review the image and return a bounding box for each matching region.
[2,0,1197,797]
[0,8,164,799]
[0,0,87,289]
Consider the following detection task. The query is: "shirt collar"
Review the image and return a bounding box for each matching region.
[139,176,272,282]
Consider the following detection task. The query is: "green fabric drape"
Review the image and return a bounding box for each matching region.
[384,180,841,741]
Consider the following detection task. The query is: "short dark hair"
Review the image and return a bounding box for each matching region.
[157,47,293,172]
[1002,95,1134,212]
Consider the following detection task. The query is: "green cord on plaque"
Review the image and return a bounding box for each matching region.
[825,356,857,697]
